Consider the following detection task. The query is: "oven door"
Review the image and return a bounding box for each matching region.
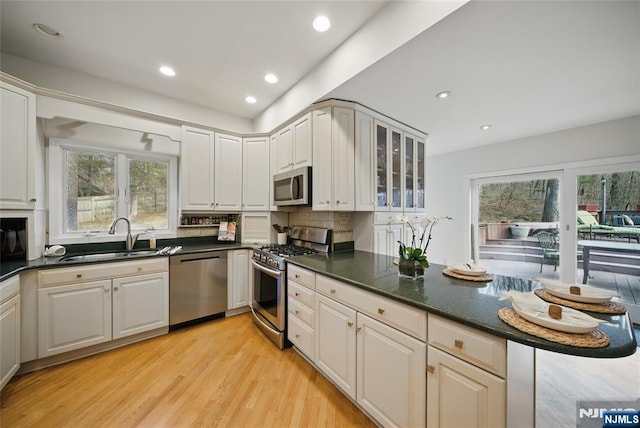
[251,259,285,331]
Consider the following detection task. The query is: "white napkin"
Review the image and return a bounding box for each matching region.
[500,290,547,312]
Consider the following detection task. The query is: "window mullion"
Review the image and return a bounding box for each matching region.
[116,154,128,220]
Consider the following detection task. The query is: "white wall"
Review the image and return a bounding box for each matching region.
[425,115,640,265]
[1,53,253,133]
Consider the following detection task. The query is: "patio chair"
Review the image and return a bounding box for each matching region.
[576,210,640,243]
[536,231,583,272]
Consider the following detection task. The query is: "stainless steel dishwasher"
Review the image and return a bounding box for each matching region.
[169,251,227,328]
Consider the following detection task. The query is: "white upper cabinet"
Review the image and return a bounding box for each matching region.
[214,132,242,211]
[312,107,355,211]
[276,112,312,172]
[373,120,425,212]
[180,127,242,211]
[180,126,215,211]
[354,111,375,211]
[403,133,426,212]
[242,136,270,211]
[0,82,36,210]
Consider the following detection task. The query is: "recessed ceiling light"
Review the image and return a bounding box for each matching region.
[264,73,278,84]
[480,124,492,130]
[245,96,257,104]
[313,15,331,32]
[33,23,63,39]
[435,91,451,99]
[159,66,176,77]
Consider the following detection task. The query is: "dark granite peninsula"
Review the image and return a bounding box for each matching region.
[287,250,637,358]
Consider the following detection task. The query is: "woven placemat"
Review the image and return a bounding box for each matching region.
[498,307,609,348]
[442,268,493,282]
[534,289,626,314]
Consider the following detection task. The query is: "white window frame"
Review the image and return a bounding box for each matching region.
[49,138,178,244]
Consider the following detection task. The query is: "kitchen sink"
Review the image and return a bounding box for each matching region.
[58,249,161,262]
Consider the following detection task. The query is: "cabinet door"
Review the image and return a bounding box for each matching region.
[242,136,270,211]
[276,126,293,172]
[332,107,355,211]
[357,313,426,428]
[315,294,357,399]
[112,272,169,339]
[355,111,374,211]
[38,280,112,358]
[374,121,389,210]
[312,107,333,210]
[181,126,214,210]
[415,137,425,210]
[228,249,251,310]
[292,112,312,167]
[404,133,416,211]
[373,225,391,256]
[389,223,403,257]
[427,346,506,428]
[1,294,20,390]
[389,127,403,211]
[269,134,278,210]
[0,82,36,209]
[214,133,243,211]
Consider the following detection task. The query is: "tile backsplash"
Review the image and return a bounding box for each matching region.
[289,208,353,243]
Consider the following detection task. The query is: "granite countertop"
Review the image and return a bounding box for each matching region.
[0,238,259,281]
[286,250,637,358]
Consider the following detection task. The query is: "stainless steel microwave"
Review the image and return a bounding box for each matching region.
[273,166,311,206]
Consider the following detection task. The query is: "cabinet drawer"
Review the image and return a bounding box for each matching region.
[288,297,315,328]
[1,275,20,303]
[288,265,315,290]
[38,258,168,287]
[316,274,426,342]
[288,281,315,309]
[288,314,315,361]
[428,314,506,378]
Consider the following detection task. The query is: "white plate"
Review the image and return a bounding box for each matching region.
[537,278,618,304]
[512,302,602,334]
[449,263,487,277]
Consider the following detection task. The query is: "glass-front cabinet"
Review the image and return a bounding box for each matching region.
[374,120,425,212]
[375,122,388,210]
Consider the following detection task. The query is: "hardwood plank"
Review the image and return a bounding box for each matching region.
[1,313,375,428]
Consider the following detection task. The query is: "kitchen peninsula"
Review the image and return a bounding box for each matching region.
[286,250,636,427]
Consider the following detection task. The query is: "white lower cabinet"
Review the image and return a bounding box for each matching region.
[427,314,506,428]
[357,314,426,428]
[315,294,357,399]
[228,249,251,310]
[287,265,317,360]
[37,259,169,359]
[38,279,113,357]
[313,272,426,428]
[427,346,505,428]
[1,275,21,390]
[112,272,169,339]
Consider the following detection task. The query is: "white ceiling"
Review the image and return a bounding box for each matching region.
[1,1,639,155]
[0,0,388,117]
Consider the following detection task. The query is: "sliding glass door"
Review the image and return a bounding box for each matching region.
[471,171,563,279]
[567,162,640,323]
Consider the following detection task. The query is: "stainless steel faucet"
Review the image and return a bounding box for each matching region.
[108,217,141,251]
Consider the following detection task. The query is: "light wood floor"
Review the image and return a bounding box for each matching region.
[0,313,376,427]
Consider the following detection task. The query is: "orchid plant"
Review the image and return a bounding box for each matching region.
[390,215,453,268]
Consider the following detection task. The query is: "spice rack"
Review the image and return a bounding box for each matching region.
[179,214,237,228]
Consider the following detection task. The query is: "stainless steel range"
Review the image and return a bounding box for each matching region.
[250,226,331,348]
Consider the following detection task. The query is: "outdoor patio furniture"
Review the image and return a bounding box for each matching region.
[613,214,640,228]
[577,210,640,243]
[536,231,583,272]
